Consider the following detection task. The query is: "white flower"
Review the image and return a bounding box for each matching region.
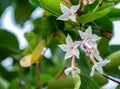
[90,47,103,62]
[57,4,80,22]
[79,26,101,48]
[90,59,110,76]
[64,67,80,78]
[58,34,81,59]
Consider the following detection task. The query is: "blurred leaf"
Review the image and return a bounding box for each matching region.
[0,29,20,60]
[39,0,61,16]
[23,32,39,55]
[74,74,81,89]
[13,0,34,25]
[0,0,12,15]
[8,78,19,89]
[40,74,53,84]
[47,76,74,89]
[29,0,40,7]
[31,40,46,64]
[79,3,113,24]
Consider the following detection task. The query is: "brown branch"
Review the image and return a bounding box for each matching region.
[102,74,120,84]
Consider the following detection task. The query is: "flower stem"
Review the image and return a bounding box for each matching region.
[71,56,76,69]
[102,74,120,84]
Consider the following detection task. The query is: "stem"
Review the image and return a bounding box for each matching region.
[102,74,120,84]
[36,62,41,88]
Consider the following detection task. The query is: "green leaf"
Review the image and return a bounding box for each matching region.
[13,0,34,25]
[0,0,12,15]
[69,0,79,5]
[22,32,39,55]
[40,74,53,84]
[116,85,120,89]
[47,76,74,89]
[39,0,61,16]
[94,16,113,31]
[107,8,120,21]
[78,3,113,24]
[98,37,109,57]
[92,73,108,86]
[108,45,120,53]
[29,0,40,7]
[76,51,90,76]
[8,78,19,89]
[0,30,20,60]
[104,51,120,71]
[80,74,99,89]
[74,74,81,89]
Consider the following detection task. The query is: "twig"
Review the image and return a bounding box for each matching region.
[102,74,120,84]
[36,62,41,89]
[92,21,112,39]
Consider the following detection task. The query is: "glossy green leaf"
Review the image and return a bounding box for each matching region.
[78,3,113,24]
[0,29,20,60]
[39,0,61,16]
[107,8,120,21]
[92,73,108,86]
[13,0,34,25]
[29,0,40,7]
[80,74,99,89]
[104,51,120,71]
[0,0,12,15]
[47,76,74,89]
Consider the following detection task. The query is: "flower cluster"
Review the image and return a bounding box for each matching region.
[58,26,110,77]
[57,2,110,78]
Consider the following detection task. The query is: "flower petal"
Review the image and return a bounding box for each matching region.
[57,13,69,21]
[94,55,103,62]
[90,65,96,76]
[69,14,76,22]
[98,59,110,66]
[66,34,73,45]
[96,66,103,74]
[65,51,73,59]
[86,26,92,37]
[79,30,87,39]
[91,34,101,41]
[60,4,69,13]
[64,67,72,76]
[58,44,67,52]
[70,5,80,14]
[73,41,81,48]
[71,48,80,58]
[71,67,80,78]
